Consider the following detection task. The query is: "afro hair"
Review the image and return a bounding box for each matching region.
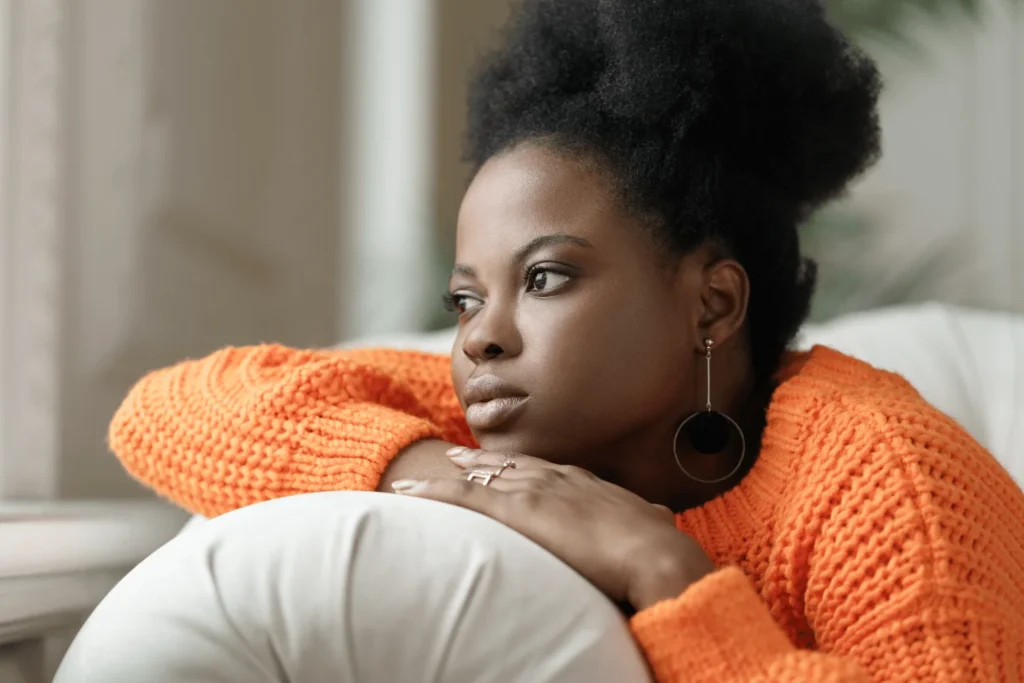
[464,0,882,382]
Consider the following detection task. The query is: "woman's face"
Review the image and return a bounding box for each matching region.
[449,143,706,469]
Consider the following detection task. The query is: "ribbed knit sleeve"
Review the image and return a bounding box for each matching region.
[109,345,471,517]
[631,568,868,682]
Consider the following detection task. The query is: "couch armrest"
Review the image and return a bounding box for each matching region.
[0,502,186,682]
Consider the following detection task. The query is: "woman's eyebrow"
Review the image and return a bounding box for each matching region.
[451,234,593,281]
[451,264,476,279]
[512,234,593,265]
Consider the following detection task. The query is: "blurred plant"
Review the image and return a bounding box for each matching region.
[825,0,991,43]
[800,0,1016,320]
[801,206,976,321]
[828,0,977,40]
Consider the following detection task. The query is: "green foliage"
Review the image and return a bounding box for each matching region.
[825,0,987,41]
[803,0,1014,320]
[801,207,969,322]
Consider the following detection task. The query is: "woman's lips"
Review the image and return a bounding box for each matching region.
[465,396,529,430]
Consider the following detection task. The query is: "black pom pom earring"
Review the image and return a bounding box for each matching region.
[672,339,746,484]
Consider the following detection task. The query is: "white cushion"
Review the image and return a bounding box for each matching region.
[57,492,651,683]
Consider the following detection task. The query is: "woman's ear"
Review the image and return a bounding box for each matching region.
[697,258,749,350]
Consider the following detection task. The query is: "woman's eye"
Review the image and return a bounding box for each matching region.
[526,268,570,293]
[444,292,483,314]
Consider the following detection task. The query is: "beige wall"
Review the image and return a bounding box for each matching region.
[833,7,1024,314]
[55,0,513,499]
[433,0,511,249]
[59,0,343,498]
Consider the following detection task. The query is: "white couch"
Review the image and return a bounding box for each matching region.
[56,303,1024,682]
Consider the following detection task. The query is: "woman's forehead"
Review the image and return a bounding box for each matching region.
[455,145,628,256]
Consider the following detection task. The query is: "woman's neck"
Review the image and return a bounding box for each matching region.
[594,356,771,512]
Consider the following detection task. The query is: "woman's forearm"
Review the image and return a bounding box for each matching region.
[109,345,461,516]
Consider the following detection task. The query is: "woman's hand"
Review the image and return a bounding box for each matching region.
[391,447,716,611]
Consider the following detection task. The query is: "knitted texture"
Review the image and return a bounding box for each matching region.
[109,345,1024,682]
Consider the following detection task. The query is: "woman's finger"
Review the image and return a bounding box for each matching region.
[390,473,516,511]
[445,447,550,471]
[392,461,529,492]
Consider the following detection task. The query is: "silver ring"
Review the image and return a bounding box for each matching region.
[494,457,517,477]
[465,470,495,486]
[465,458,517,487]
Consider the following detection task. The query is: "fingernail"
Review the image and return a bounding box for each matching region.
[391,479,422,493]
[446,446,467,457]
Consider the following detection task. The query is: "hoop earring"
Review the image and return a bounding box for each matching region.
[673,338,746,484]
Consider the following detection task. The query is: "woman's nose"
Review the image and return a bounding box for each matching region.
[460,304,522,363]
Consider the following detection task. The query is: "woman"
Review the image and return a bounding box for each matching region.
[110,0,1024,680]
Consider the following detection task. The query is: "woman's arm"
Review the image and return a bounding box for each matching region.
[110,345,473,517]
[629,417,1024,683]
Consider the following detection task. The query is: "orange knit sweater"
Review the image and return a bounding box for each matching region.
[110,345,1024,682]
